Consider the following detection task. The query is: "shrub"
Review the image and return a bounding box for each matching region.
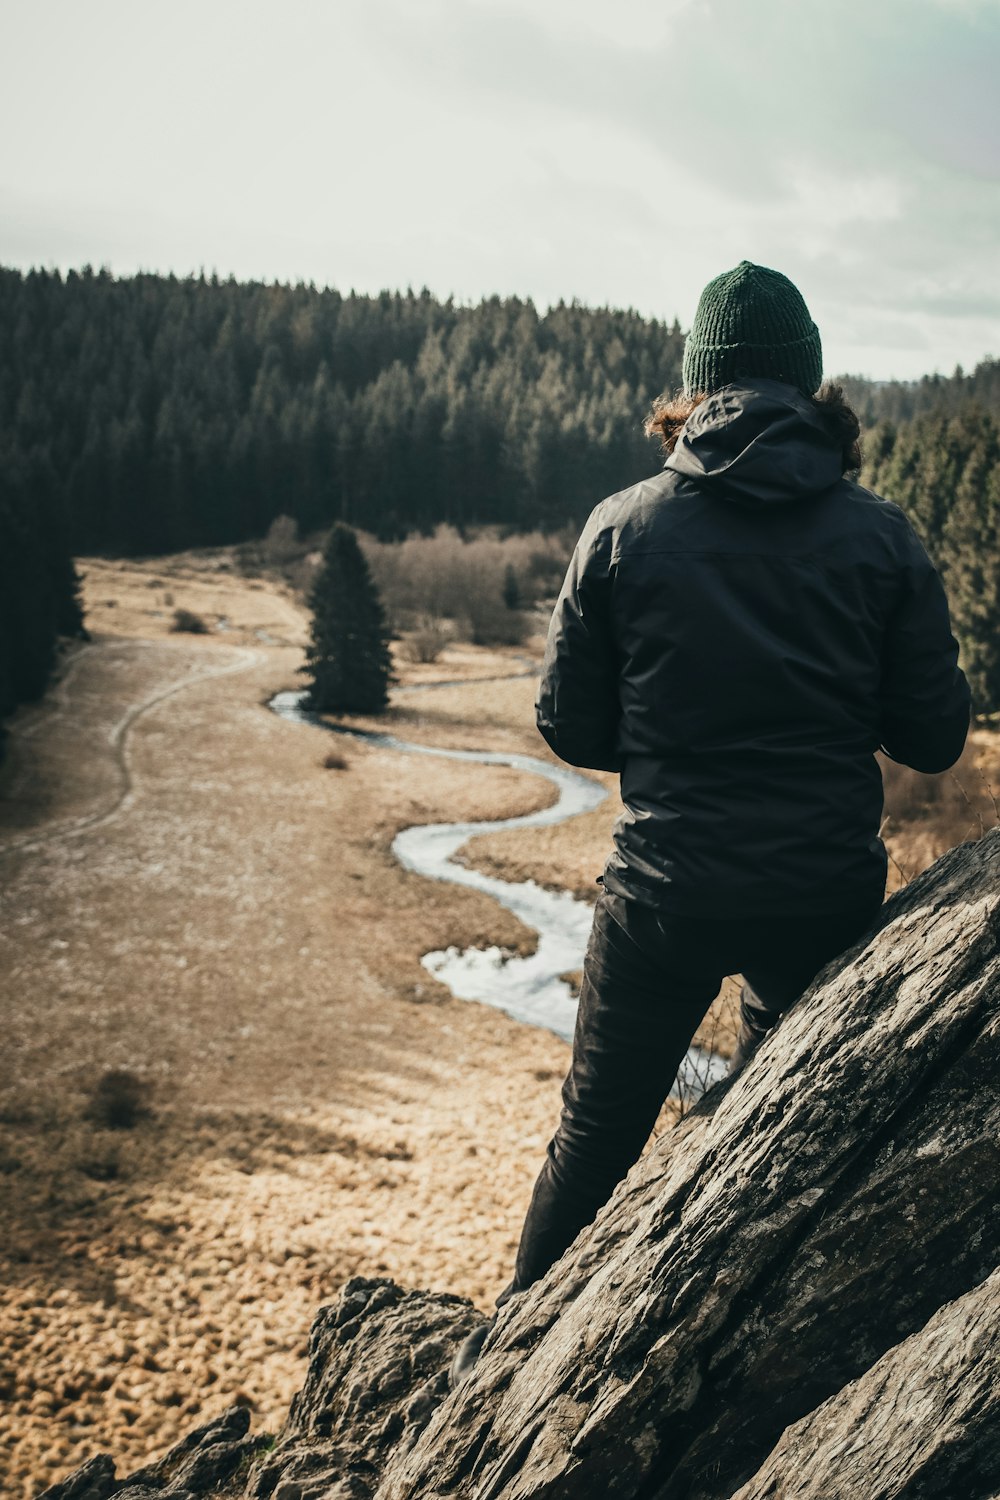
[322,749,349,770]
[527,545,571,592]
[398,617,453,664]
[461,594,528,648]
[170,607,209,634]
[502,563,522,610]
[84,1069,152,1130]
[360,524,573,645]
[263,513,301,565]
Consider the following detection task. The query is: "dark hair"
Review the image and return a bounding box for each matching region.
[645,382,863,473]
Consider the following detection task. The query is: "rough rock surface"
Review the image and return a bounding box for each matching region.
[242,1282,482,1500]
[730,1267,1000,1500]
[43,832,1000,1499]
[38,1407,266,1500]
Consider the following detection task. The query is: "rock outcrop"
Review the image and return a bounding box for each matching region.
[729,1266,1000,1500]
[42,831,1000,1500]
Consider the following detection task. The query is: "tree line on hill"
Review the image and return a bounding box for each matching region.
[0,264,999,751]
[842,360,1000,426]
[863,404,1000,715]
[0,265,683,555]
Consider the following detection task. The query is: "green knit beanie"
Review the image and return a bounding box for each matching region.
[682,260,823,397]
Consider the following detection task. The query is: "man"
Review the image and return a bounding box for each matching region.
[451,260,971,1385]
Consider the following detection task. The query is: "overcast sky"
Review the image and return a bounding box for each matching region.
[3,0,999,380]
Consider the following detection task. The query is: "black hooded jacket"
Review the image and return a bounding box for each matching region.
[536,379,971,916]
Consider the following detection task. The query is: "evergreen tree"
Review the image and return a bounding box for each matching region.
[303,524,393,713]
[502,562,522,610]
[0,444,85,757]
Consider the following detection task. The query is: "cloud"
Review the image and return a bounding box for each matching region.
[367,0,999,193]
[2,0,999,378]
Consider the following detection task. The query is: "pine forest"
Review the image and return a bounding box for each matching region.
[2,263,1000,748]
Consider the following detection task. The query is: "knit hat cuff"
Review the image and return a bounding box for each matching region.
[688,326,821,356]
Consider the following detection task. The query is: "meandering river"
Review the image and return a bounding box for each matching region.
[270,689,726,1096]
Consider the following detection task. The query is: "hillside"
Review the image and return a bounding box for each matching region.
[39,829,1000,1500]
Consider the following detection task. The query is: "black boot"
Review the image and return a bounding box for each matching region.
[730,980,784,1076]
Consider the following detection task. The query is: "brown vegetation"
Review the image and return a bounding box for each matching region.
[397,618,454,665]
[170,607,209,635]
[0,560,571,1498]
[360,525,575,648]
[881,734,1000,889]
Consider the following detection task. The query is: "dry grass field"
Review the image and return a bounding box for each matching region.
[0,557,579,1497]
[1,550,996,1497]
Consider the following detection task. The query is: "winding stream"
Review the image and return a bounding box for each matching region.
[270,689,726,1096]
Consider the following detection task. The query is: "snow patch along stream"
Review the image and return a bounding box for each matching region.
[270,689,726,1097]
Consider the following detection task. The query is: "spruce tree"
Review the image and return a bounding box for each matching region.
[502,562,522,610]
[304,523,393,713]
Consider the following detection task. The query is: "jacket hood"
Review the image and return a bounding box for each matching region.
[665,378,844,507]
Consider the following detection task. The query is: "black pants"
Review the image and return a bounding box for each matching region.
[500,888,881,1304]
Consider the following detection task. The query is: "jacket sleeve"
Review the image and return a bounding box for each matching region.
[535,507,622,772]
[879,526,971,774]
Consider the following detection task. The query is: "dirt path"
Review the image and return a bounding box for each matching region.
[2,643,264,855]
